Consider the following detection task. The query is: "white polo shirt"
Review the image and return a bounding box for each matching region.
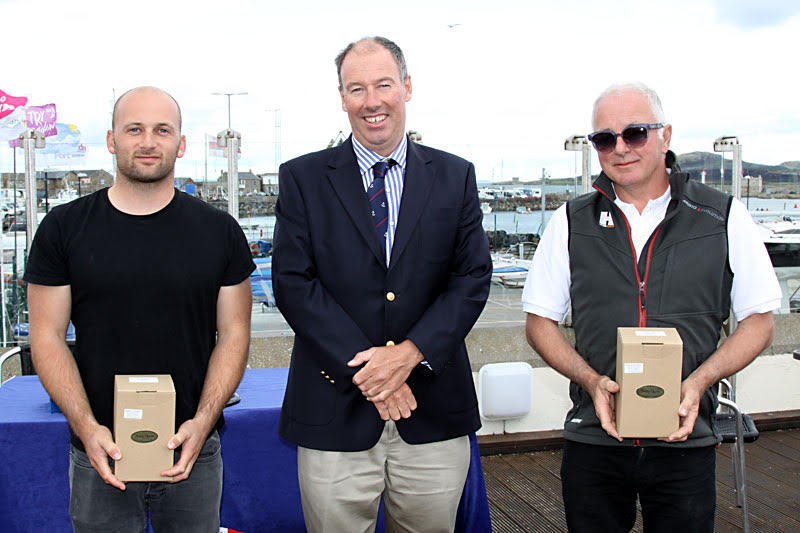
[521,186,782,322]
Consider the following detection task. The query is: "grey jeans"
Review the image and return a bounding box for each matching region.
[68,430,223,533]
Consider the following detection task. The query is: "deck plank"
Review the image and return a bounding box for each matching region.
[755,431,800,461]
[483,457,557,533]
[716,451,800,519]
[718,444,800,490]
[482,428,800,533]
[500,455,568,531]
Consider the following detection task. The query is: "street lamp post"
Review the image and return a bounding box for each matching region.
[540,168,549,233]
[265,108,281,173]
[19,129,46,251]
[217,129,242,222]
[44,171,49,212]
[564,135,592,195]
[212,91,247,129]
[212,92,247,220]
[714,136,742,200]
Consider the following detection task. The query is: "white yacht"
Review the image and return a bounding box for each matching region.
[757,216,800,267]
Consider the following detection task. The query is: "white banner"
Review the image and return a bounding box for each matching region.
[0,106,27,143]
[38,123,88,167]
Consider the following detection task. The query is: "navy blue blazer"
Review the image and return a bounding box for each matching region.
[273,136,492,451]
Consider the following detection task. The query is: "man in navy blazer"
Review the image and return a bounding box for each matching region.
[273,36,492,532]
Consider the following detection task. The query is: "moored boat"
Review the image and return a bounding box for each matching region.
[757,216,800,267]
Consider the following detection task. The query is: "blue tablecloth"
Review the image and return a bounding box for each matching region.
[0,368,491,532]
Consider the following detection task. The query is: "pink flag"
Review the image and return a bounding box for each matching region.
[0,89,28,120]
[25,103,58,137]
[8,103,59,147]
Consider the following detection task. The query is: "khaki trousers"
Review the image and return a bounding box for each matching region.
[297,421,470,533]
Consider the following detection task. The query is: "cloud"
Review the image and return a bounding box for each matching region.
[4,0,800,177]
[714,0,800,30]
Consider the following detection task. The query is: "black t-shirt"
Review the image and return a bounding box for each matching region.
[24,188,255,449]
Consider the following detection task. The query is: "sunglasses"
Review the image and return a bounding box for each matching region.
[588,123,664,153]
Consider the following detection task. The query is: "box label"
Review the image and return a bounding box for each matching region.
[634,330,666,337]
[624,363,644,374]
[131,430,159,443]
[636,385,665,399]
[129,377,159,383]
[124,408,143,419]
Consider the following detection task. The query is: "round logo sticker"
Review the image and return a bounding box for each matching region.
[636,385,665,399]
[131,430,158,443]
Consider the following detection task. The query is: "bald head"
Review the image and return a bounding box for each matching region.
[112,86,182,131]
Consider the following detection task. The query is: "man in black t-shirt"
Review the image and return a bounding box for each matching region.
[25,86,255,532]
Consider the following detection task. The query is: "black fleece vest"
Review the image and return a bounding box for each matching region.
[564,158,733,447]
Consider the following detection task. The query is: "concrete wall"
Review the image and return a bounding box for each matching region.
[245,313,800,436]
[5,315,799,437]
[249,312,800,372]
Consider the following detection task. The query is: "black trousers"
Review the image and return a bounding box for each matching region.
[561,440,716,533]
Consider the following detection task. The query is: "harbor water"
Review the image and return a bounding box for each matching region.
[4,196,800,338]
[238,196,800,241]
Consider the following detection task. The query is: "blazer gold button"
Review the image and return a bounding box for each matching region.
[386,340,395,346]
[320,370,325,375]
[386,292,395,302]
[330,380,335,384]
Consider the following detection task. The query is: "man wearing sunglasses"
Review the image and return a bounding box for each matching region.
[522,83,780,531]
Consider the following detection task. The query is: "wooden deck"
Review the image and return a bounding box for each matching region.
[481,428,800,532]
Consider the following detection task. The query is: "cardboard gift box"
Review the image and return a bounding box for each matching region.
[615,328,683,438]
[113,374,175,482]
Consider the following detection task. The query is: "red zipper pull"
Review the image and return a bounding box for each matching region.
[639,281,646,326]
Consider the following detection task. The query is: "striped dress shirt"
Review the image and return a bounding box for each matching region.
[351,134,432,369]
[352,135,407,267]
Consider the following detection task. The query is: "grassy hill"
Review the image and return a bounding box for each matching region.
[677,152,800,185]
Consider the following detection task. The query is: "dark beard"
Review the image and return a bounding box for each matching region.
[121,164,172,183]
[116,149,178,184]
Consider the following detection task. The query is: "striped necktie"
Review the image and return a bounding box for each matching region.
[369,159,394,256]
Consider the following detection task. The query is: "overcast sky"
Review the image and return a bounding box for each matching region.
[2,0,800,181]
